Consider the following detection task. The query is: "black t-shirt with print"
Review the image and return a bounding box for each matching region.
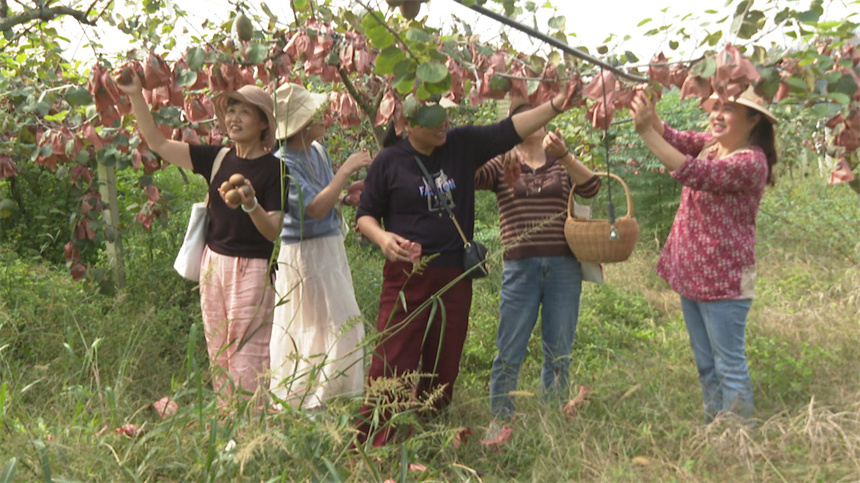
[357,118,521,267]
[190,144,288,260]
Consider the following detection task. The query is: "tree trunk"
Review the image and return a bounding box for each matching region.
[97,163,126,288]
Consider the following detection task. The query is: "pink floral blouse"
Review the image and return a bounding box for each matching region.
[658,123,769,301]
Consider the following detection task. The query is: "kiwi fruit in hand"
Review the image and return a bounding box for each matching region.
[225,189,242,205]
[229,173,246,186]
[117,66,134,85]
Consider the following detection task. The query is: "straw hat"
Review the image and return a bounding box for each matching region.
[273,83,329,140]
[213,85,276,148]
[701,85,777,125]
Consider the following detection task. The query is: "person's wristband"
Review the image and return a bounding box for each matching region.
[241,197,258,213]
[549,98,564,114]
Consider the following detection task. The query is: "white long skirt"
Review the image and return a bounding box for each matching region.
[269,235,365,409]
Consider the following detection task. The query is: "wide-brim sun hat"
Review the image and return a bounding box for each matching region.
[213,85,276,148]
[274,83,329,140]
[701,85,778,125]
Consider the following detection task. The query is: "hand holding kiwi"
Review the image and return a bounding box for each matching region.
[219,173,256,210]
[114,64,145,94]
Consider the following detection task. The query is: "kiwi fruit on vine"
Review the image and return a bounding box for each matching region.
[234,13,254,42]
[402,95,420,120]
[229,173,246,186]
[400,1,421,19]
[385,0,405,6]
[225,189,242,205]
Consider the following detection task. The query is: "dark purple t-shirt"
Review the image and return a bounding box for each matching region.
[357,118,521,267]
[190,144,288,260]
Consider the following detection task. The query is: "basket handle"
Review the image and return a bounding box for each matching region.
[568,172,635,220]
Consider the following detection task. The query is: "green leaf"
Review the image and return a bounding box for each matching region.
[416,61,448,83]
[811,103,837,117]
[405,27,434,44]
[785,76,810,92]
[375,47,406,75]
[829,74,858,99]
[1,457,17,483]
[637,18,652,27]
[245,43,268,64]
[488,74,512,93]
[737,10,765,39]
[797,6,823,24]
[366,25,395,50]
[45,111,69,122]
[260,2,277,20]
[65,87,93,107]
[33,102,51,116]
[548,15,565,31]
[597,45,608,55]
[423,76,451,95]
[704,30,722,46]
[416,104,446,128]
[624,51,639,63]
[826,92,851,105]
[395,74,415,95]
[174,68,198,87]
[186,47,206,71]
[393,58,417,78]
[690,58,716,78]
[669,40,679,50]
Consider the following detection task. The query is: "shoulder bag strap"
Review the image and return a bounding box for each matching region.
[204,147,231,206]
[413,155,469,246]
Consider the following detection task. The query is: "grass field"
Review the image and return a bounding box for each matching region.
[1,177,858,482]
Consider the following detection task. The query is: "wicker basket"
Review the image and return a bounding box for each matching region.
[564,172,640,263]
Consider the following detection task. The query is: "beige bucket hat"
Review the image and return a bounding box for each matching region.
[213,85,276,148]
[274,83,329,140]
[701,85,778,125]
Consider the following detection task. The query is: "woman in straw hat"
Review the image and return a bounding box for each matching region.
[268,83,371,410]
[629,84,778,423]
[116,75,286,404]
[475,98,600,444]
[355,84,577,447]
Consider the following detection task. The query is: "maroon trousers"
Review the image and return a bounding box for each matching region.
[357,261,472,447]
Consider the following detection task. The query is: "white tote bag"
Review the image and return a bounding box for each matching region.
[174,148,229,280]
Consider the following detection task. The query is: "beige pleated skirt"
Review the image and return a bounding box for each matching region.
[269,234,365,409]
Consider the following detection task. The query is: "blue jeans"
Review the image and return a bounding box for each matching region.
[489,256,582,420]
[680,296,754,422]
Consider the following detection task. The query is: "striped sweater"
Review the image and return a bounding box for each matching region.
[476,155,601,260]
